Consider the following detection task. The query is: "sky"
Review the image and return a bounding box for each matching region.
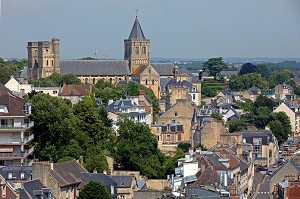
[0,0,300,60]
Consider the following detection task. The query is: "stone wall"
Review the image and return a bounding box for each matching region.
[158,100,194,141]
[146,179,169,191]
[200,120,225,149]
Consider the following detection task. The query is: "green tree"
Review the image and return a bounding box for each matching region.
[84,146,109,173]
[270,120,285,143]
[61,74,82,85]
[114,118,165,178]
[78,181,111,199]
[210,113,223,120]
[239,63,259,75]
[31,94,75,161]
[202,57,227,80]
[228,119,247,133]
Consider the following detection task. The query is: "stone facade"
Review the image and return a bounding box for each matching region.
[200,120,226,149]
[157,99,195,142]
[27,38,60,80]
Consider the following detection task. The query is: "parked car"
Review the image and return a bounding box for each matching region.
[257,166,268,172]
[272,164,278,168]
[267,170,274,175]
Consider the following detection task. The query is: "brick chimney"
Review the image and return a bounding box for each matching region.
[139,90,146,96]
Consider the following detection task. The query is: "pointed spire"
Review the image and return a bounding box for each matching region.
[128,16,146,40]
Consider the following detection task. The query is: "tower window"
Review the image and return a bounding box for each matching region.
[52,60,54,66]
[135,47,139,54]
[46,60,48,66]
[142,47,146,54]
[152,80,155,85]
[145,79,148,85]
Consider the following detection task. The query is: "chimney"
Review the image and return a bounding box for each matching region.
[139,90,146,96]
[93,168,97,173]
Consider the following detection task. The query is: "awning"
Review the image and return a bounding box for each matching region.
[0,147,13,152]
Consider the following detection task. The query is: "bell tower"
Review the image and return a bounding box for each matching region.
[124,15,150,73]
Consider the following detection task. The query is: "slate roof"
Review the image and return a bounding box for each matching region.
[0,174,17,199]
[205,153,228,171]
[82,173,117,186]
[240,160,248,173]
[270,160,300,180]
[128,17,146,40]
[151,63,192,76]
[249,86,260,95]
[186,187,222,198]
[50,160,87,189]
[220,89,232,96]
[160,78,175,91]
[110,175,134,188]
[21,179,49,199]
[1,166,32,180]
[132,65,148,75]
[60,60,130,76]
[189,167,220,187]
[241,130,273,145]
[59,85,91,96]
[0,83,27,116]
[166,80,198,92]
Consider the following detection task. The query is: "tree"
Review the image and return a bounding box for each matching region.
[210,113,223,120]
[78,181,111,199]
[31,94,76,161]
[61,74,82,85]
[228,119,247,133]
[270,120,285,143]
[114,118,165,178]
[202,57,227,80]
[84,146,109,173]
[239,63,259,75]
[270,112,292,142]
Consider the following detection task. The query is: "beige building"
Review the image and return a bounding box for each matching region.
[34,87,60,97]
[156,99,196,143]
[27,38,60,80]
[273,102,300,135]
[58,84,92,104]
[5,76,32,94]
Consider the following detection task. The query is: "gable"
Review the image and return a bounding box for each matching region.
[273,103,294,115]
[140,65,159,77]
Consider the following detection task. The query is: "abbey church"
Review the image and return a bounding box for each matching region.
[27,16,201,101]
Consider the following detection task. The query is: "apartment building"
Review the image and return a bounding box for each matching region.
[0,84,34,166]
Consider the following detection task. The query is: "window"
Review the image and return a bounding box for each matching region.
[193,94,196,100]
[142,46,146,54]
[174,112,178,117]
[253,138,262,145]
[157,136,160,141]
[145,79,148,85]
[172,119,175,123]
[21,172,25,179]
[52,60,54,66]
[1,119,7,126]
[111,185,114,195]
[152,80,155,85]
[92,78,96,84]
[109,78,112,84]
[135,47,139,54]
[53,91,57,94]
[46,60,48,66]
[166,134,171,141]
[8,173,13,179]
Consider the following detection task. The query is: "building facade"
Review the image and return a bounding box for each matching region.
[27,38,60,80]
[0,84,34,166]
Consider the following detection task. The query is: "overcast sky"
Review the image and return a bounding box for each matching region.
[0,0,300,59]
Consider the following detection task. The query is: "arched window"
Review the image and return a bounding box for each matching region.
[85,78,88,84]
[145,79,148,85]
[92,78,96,84]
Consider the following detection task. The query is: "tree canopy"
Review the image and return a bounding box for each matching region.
[202,57,227,79]
[239,63,259,75]
[0,58,27,84]
[29,72,81,87]
[78,181,111,199]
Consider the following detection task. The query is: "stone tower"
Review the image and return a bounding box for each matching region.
[27,38,60,80]
[124,16,150,73]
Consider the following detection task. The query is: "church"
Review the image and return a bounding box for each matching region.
[27,16,201,99]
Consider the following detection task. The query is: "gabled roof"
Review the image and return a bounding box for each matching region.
[21,179,49,199]
[50,160,87,188]
[128,17,146,40]
[270,160,300,180]
[189,167,220,187]
[249,86,260,95]
[59,85,91,96]
[82,173,117,187]
[0,174,17,199]
[0,83,27,116]
[151,63,192,76]
[60,60,131,76]
[110,175,135,188]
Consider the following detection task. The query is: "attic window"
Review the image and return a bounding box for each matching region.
[0,105,5,113]
[120,182,125,186]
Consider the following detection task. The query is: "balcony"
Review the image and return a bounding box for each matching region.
[0,121,34,131]
[0,147,34,160]
[0,134,34,145]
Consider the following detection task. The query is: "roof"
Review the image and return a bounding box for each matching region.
[0,83,27,116]
[60,60,131,76]
[82,173,117,187]
[151,63,192,76]
[190,167,220,187]
[50,160,87,188]
[205,153,228,171]
[270,160,300,180]
[249,86,260,95]
[21,179,49,199]
[110,175,135,188]
[220,89,232,96]
[186,187,222,198]
[128,17,146,39]
[0,174,17,199]
[240,160,248,173]
[59,85,91,96]
[132,65,148,75]
[2,166,32,172]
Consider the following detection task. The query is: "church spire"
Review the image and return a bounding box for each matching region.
[128,15,146,40]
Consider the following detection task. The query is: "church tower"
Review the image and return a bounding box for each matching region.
[27,38,60,80]
[124,16,150,73]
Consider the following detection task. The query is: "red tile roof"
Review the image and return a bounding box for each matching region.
[59,85,91,96]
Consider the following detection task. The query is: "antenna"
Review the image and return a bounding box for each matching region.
[136,7,138,18]
[94,50,98,59]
